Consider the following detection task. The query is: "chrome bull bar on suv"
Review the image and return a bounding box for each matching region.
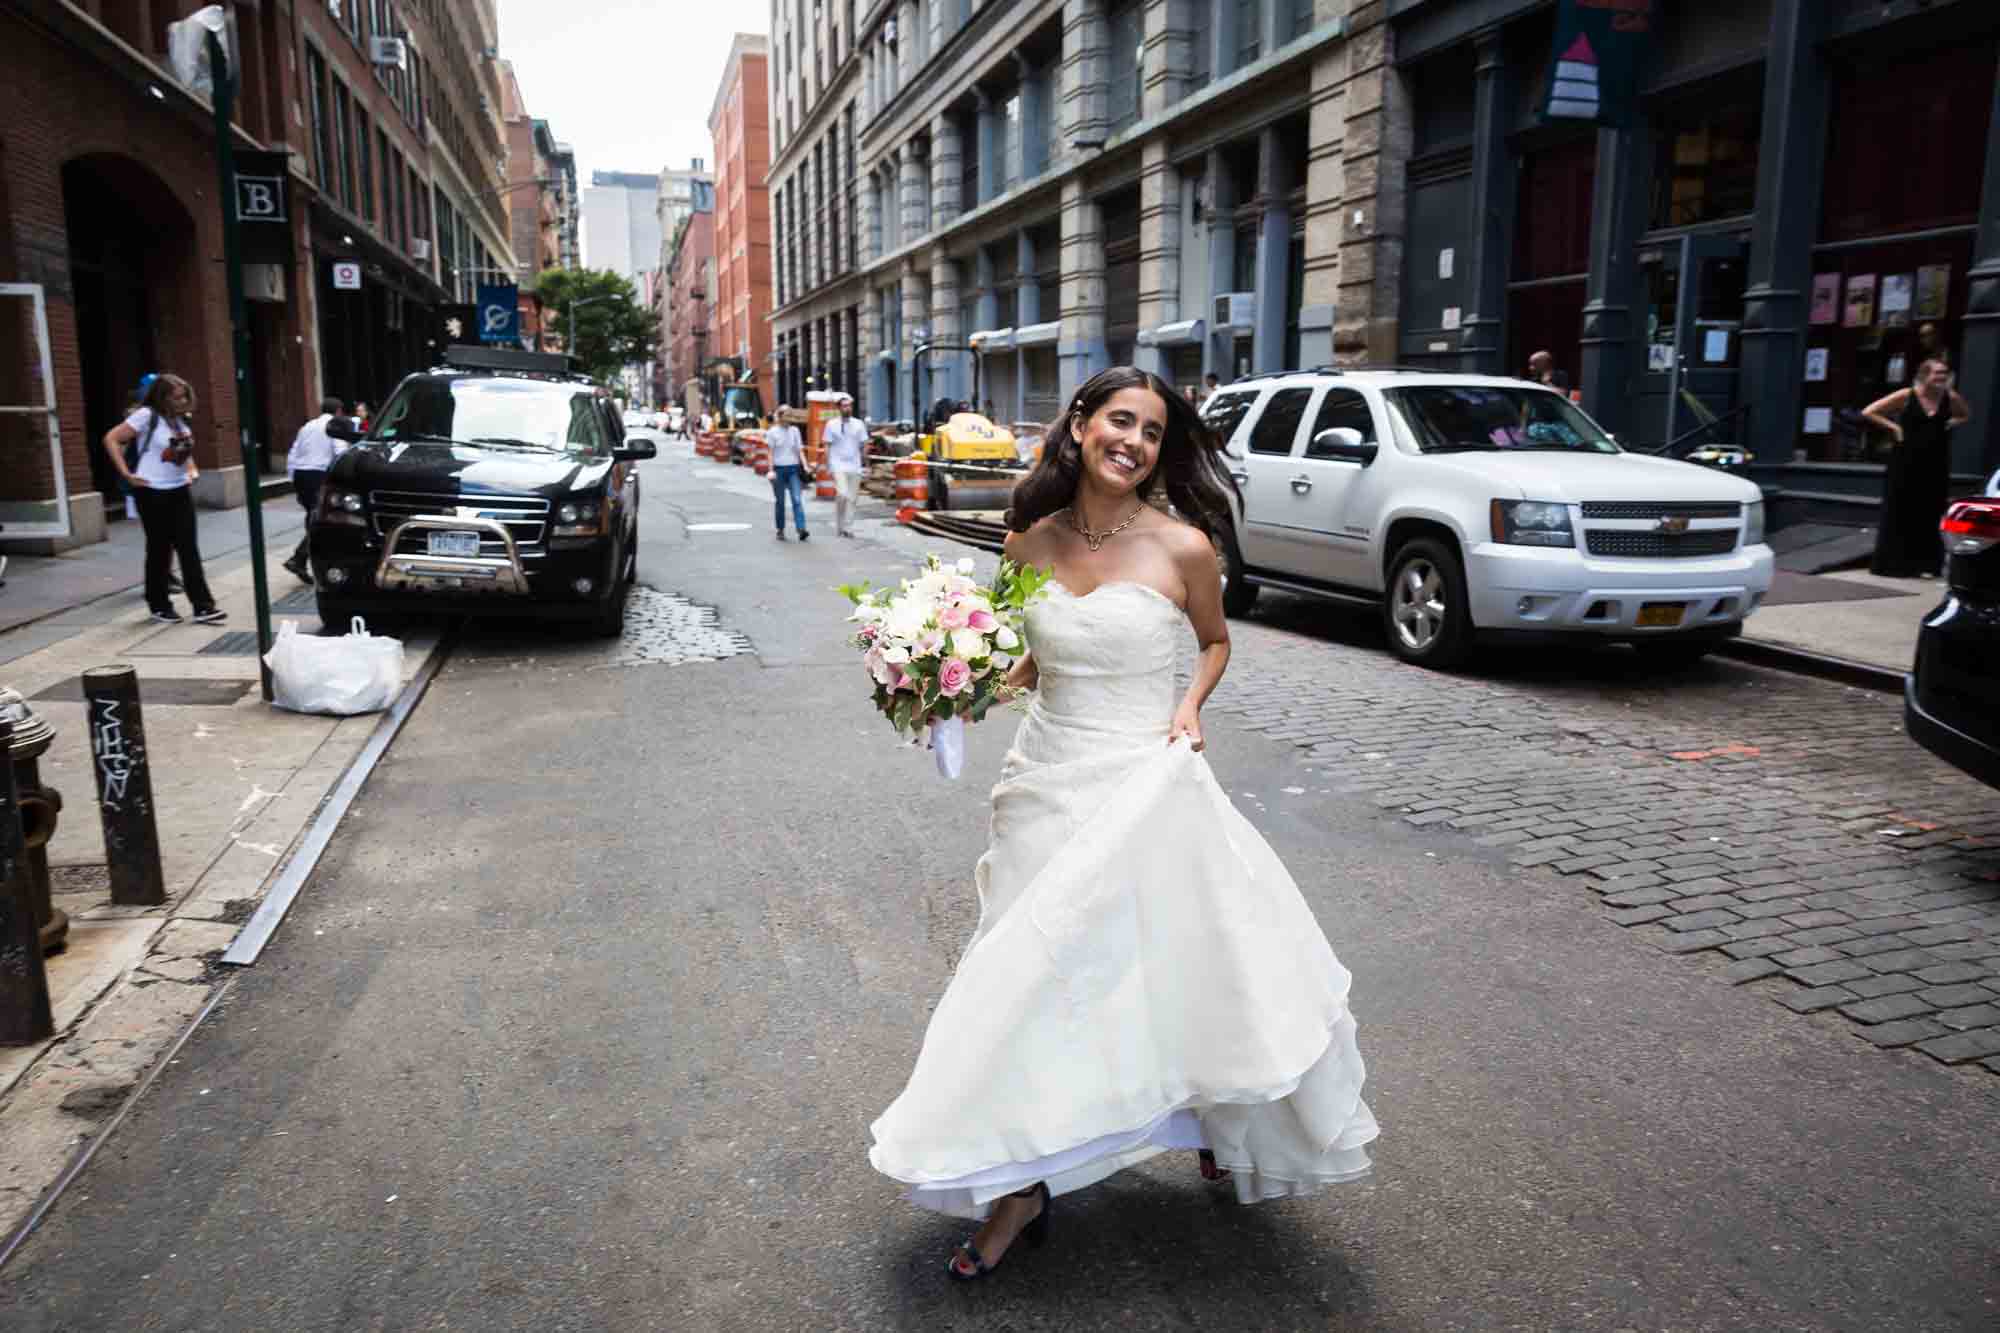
[375,515,532,594]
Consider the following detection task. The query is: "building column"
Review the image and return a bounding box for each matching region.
[1058,0,1109,177]
[1252,123,1293,374]
[901,257,930,421]
[861,47,875,122]
[898,0,920,90]
[1576,125,1648,435]
[1334,11,1407,364]
[1059,179,1108,396]
[1298,32,1345,370]
[1454,33,1514,374]
[1207,0,1241,86]
[864,284,890,414]
[1135,137,1180,378]
[1956,43,2000,483]
[931,113,964,227]
[1142,0,1197,119]
[931,250,966,403]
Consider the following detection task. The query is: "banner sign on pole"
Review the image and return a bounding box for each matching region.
[1539,0,1657,129]
[477,283,520,344]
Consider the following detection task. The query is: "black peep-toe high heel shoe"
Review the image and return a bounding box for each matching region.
[946,1181,1052,1281]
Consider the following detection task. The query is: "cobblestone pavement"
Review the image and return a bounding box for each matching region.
[1202,592,2000,1074]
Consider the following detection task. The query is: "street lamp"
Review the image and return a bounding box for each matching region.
[563,292,609,363]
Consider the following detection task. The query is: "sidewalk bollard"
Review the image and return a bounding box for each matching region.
[0,718,55,1045]
[81,667,165,907]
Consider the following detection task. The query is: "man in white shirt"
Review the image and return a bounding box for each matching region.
[765,406,809,542]
[823,394,871,538]
[282,397,350,579]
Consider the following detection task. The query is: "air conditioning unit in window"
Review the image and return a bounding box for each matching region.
[370,36,408,70]
[1213,292,1256,333]
[411,238,432,261]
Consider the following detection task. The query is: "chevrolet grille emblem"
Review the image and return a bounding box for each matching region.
[1656,515,1691,535]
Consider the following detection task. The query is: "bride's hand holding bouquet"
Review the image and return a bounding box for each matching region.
[838,555,1051,778]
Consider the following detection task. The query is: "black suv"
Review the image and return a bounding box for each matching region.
[1906,470,2000,790]
[313,346,655,635]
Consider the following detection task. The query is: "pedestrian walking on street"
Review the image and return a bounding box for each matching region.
[282,397,351,581]
[868,366,1378,1282]
[824,393,870,538]
[766,406,809,541]
[1863,357,1971,578]
[101,373,225,625]
[1526,349,1571,392]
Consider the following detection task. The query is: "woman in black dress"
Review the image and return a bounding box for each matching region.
[1862,359,1970,577]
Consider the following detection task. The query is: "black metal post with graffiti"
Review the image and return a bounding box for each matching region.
[0,718,55,1045]
[82,667,165,907]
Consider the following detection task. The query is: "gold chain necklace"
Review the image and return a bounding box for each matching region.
[1066,503,1145,552]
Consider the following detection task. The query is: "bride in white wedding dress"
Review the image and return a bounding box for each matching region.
[868,367,1378,1281]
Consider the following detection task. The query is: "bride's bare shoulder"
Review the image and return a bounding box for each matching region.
[1004,514,1066,563]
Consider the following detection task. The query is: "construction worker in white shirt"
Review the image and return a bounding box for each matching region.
[823,394,871,538]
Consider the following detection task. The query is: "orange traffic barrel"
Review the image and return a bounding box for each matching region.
[814,461,836,500]
[894,457,929,507]
[749,434,770,476]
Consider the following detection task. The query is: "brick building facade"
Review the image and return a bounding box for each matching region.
[708,34,773,392]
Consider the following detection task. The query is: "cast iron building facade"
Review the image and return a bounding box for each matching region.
[1390,0,2000,515]
[769,0,1387,427]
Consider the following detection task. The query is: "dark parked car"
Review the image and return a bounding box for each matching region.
[1906,471,2000,790]
[311,346,654,636]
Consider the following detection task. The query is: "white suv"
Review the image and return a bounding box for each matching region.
[1203,370,1775,668]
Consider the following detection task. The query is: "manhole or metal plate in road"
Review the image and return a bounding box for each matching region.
[605,587,754,668]
[30,677,255,707]
[271,586,318,613]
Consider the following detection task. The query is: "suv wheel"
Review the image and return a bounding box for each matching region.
[1220,526,1258,617]
[1384,538,1472,668]
[592,582,629,638]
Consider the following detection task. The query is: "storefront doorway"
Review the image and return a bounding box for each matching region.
[1635,232,1748,450]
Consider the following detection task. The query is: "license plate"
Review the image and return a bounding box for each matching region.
[1637,602,1686,628]
[427,530,480,557]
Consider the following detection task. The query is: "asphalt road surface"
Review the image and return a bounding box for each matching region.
[2,444,1995,1331]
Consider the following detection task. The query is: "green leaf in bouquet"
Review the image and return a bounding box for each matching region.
[836,579,875,606]
[934,696,956,720]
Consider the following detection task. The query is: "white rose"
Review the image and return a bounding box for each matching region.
[949,627,986,660]
[885,599,930,641]
[880,644,910,664]
[995,625,1020,651]
[957,557,976,574]
[990,652,1012,670]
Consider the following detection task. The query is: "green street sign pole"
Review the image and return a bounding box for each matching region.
[207,30,274,701]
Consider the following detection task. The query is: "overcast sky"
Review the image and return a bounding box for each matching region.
[498,2,765,185]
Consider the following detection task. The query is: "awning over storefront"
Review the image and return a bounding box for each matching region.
[1137,318,1206,347]
[1015,320,1060,348]
[969,327,1015,352]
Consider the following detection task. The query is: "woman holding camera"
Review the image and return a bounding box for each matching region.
[101,373,225,624]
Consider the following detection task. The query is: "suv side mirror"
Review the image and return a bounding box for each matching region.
[612,439,657,462]
[327,416,362,442]
[1311,427,1377,465]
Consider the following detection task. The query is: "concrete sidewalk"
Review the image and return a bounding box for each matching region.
[1743,568,1940,675]
[0,537,435,1243]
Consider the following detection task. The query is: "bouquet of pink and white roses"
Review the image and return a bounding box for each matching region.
[838,555,1051,778]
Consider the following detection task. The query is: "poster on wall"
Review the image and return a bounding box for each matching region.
[1880,274,1914,328]
[1843,274,1877,328]
[1808,273,1841,326]
[1804,348,1829,382]
[1803,407,1832,435]
[1916,265,1952,320]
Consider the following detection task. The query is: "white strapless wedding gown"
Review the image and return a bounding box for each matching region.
[868,580,1378,1220]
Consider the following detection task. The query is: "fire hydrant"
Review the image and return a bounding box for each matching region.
[0,688,64,953]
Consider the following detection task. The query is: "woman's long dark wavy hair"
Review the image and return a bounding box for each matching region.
[1006,366,1240,543]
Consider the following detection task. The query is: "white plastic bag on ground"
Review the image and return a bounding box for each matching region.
[263,618,403,716]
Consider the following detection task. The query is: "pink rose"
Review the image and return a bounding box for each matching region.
[937,657,972,697]
[858,623,879,642]
[937,604,971,630]
[966,609,998,632]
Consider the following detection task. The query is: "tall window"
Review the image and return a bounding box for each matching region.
[1001,92,1022,190]
[306,47,332,189]
[1649,91,1760,230]
[356,111,374,222]
[1107,1,1142,131]
[1237,0,1264,69]
[1290,0,1314,41]
[332,81,356,211]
